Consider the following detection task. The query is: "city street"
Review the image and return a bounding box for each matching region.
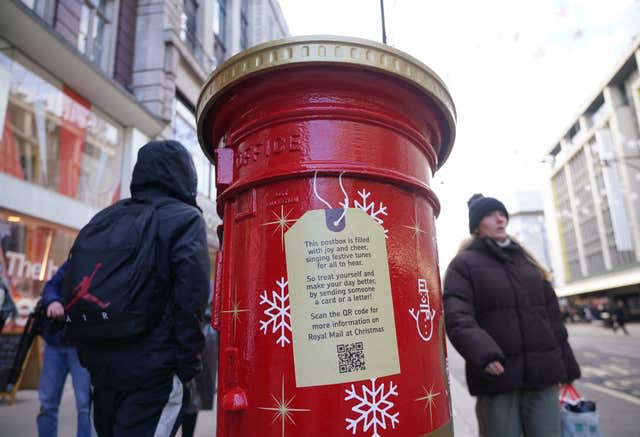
[447,322,640,437]
[0,323,636,436]
[566,322,640,436]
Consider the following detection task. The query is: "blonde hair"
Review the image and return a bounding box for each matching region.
[458,235,552,282]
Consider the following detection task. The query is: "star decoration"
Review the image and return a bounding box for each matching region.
[221,285,249,342]
[258,376,311,437]
[404,210,426,242]
[414,384,441,426]
[262,205,297,249]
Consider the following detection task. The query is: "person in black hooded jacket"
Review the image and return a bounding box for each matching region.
[78,140,210,437]
[443,194,580,437]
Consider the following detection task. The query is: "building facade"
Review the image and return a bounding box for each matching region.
[506,190,553,274]
[0,0,289,328]
[545,39,640,319]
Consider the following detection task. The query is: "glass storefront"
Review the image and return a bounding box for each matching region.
[0,49,124,209]
[0,209,77,331]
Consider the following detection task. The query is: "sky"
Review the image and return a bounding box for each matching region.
[278,0,640,268]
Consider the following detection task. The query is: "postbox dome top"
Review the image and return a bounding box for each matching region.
[196,35,456,168]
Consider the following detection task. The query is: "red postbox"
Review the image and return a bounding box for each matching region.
[197,36,456,437]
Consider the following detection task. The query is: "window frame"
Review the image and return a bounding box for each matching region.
[180,0,199,52]
[240,0,249,50]
[77,0,113,71]
[212,0,227,66]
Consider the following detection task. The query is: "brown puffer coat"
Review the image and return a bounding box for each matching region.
[443,237,580,396]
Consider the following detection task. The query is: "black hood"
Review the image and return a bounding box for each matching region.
[130,140,199,207]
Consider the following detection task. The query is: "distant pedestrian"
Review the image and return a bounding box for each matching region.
[37,260,92,437]
[63,140,210,437]
[0,245,17,332]
[584,306,594,322]
[443,194,581,437]
[612,300,630,335]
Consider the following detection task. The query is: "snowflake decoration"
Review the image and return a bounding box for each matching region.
[345,378,399,437]
[259,277,291,347]
[340,189,389,237]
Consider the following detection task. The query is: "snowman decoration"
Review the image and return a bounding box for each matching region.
[409,278,436,342]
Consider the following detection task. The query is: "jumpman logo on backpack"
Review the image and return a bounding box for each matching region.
[62,198,168,343]
[65,263,111,311]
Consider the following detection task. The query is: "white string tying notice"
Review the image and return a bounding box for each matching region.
[334,172,348,226]
[312,171,349,227]
[313,171,333,209]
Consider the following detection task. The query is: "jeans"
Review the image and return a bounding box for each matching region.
[37,344,92,437]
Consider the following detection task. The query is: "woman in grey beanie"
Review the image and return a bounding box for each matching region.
[443,194,580,437]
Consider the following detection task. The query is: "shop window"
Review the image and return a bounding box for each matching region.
[0,210,77,331]
[0,51,124,209]
[173,95,215,199]
[77,0,113,70]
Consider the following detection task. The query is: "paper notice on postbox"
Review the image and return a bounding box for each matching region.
[285,207,400,387]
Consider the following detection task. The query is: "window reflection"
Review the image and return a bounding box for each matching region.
[0,210,77,330]
[0,51,124,209]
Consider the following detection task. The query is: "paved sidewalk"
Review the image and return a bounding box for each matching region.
[4,325,635,436]
[0,373,476,436]
[0,351,478,437]
[449,372,478,436]
[448,341,478,437]
[0,360,478,437]
[0,383,218,437]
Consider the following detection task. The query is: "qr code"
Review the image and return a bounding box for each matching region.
[337,342,366,373]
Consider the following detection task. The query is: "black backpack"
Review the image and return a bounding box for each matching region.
[62,198,170,344]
